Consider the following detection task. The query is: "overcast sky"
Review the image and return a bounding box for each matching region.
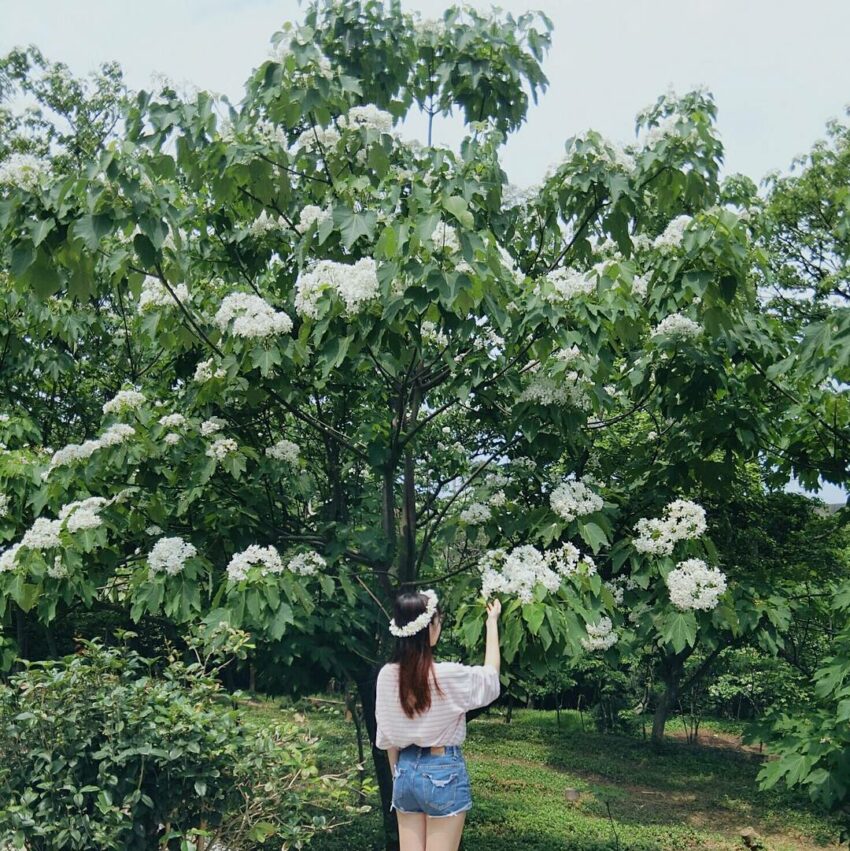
[2,0,848,501]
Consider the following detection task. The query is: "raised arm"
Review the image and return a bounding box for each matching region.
[484,599,501,673]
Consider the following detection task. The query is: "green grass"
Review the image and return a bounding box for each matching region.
[245,699,842,851]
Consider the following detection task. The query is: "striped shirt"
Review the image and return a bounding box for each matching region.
[375,661,500,749]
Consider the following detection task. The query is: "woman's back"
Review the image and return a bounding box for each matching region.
[375,661,499,749]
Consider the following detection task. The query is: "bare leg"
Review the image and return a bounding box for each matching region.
[397,811,427,851]
[425,812,467,851]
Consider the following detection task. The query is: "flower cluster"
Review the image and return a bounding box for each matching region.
[293,124,342,153]
[46,423,136,475]
[0,153,46,191]
[294,257,380,319]
[287,551,326,576]
[479,543,595,603]
[651,313,702,341]
[158,413,187,429]
[633,499,707,556]
[206,438,238,460]
[226,544,285,581]
[653,215,693,251]
[103,389,145,416]
[431,221,460,253]
[0,494,9,517]
[194,357,227,382]
[214,293,293,339]
[138,276,189,311]
[459,502,491,525]
[340,105,394,134]
[421,320,449,348]
[632,275,649,298]
[59,497,108,532]
[666,558,727,611]
[545,268,596,302]
[518,374,591,410]
[200,418,225,436]
[148,536,198,576]
[549,478,603,523]
[581,616,619,651]
[296,205,332,234]
[265,439,300,464]
[249,210,288,237]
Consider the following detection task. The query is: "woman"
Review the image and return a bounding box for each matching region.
[375,589,501,851]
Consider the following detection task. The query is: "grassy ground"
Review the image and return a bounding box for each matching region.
[246,698,841,851]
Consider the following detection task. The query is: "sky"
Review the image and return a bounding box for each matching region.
[2,0,848,501]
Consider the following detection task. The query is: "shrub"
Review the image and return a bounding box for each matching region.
[0,638,360,850]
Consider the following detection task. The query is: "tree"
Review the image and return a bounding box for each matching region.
[0,1,801,844]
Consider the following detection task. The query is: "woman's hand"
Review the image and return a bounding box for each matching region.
[486,598,501,623]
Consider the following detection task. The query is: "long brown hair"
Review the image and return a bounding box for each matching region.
[390,592,444,718]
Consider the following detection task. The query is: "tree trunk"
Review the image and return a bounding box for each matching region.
[355,666,399,851]
[651,678,678,744]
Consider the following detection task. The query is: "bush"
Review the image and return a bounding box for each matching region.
[0,638,361,850]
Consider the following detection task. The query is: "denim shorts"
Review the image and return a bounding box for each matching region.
[391,745,473,818]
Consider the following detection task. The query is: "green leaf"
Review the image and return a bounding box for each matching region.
[660,610,697,653]
[521,603,545,636]
[443,195,473,229]
[333,207,376,249]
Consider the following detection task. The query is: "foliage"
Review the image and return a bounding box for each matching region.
[0,638,360,850]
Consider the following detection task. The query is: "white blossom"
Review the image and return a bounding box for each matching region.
[293,124,341,153]
[489,490,507,507]
[421,320,449,348]
[200,418,225,436]
[59,497,108,533]
[158,413,187,429]
[138,276,189,311]
[0,494,9,517]
[651,313,702,341]
[148,536,198,576]
[653,215,693,251]
[163,432,181,446]
[249,210,287,237]
[21,518,63,550]
[48,555,67,579]
[294,258,379,319]
[519,374,590,410]
[632,275,649,298]
[226,544,284,582]
[340,105,394,134]
[265,439,300,464]
[103,389,145,416]
[287,551,326,576]
[666,558,727,611]
[431,221,460,253]
[545,268,596,302]
[194,357,227,382]
[214,293,293,339]
[0,153,46,191]
[206,438,238,460]
[146,525,164,536]
[296,205,332,234]
[0,543,23,573]
[581,616,619,651]
[460,502,491,525]
[550,478,603,523]
[634,499,707,556]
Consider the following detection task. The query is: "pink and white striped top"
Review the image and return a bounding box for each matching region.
[375,661,500,749]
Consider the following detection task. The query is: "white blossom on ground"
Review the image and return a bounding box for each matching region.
[581,616,619,651]
[103,389,145,416]
[194,358,227,382]
[0,153,46,191]
[214,293,293,339]
[287,551,326,576]
[460,502,491,525]
[633,499,707,556]
[550,478,603,523]
[666,558,727,611]
[651,313,701,341]
[265,439,300,464]
[206,438,238,460]
[138,276,189,311]
[653,215,693,251]
[148,536,198,576]
[226,544,285,582]
[294,258,380,319]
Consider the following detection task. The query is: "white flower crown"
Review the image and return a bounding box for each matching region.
[389,589,439,638]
